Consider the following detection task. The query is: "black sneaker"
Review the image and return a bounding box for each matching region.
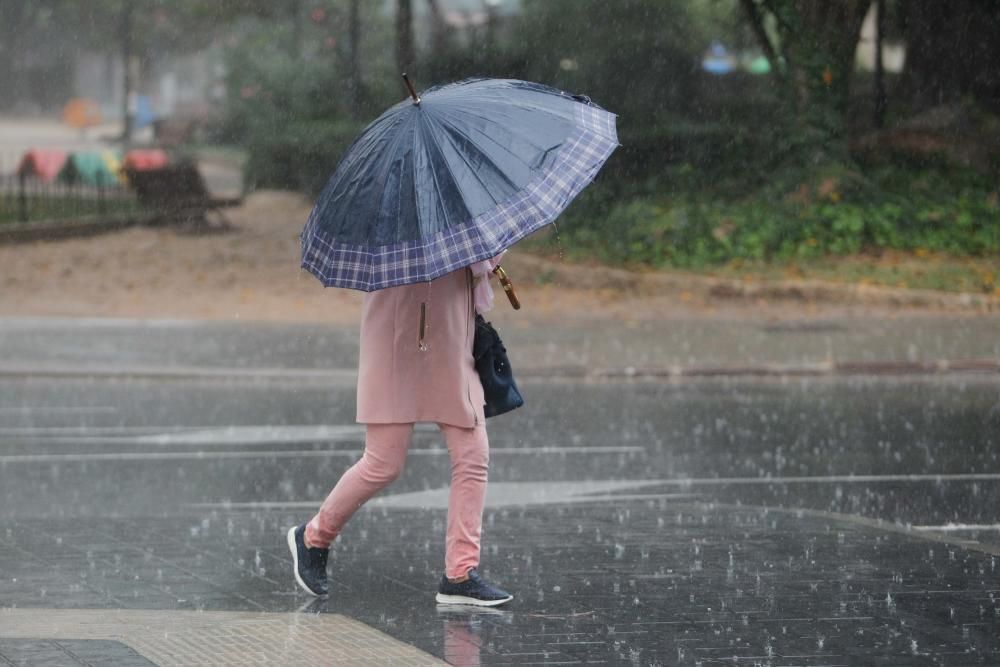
[286,524,329,597]
[435,568,513,607]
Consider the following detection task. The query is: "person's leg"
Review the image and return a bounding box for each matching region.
[435,422,512,606]
[439,423,490,580]
[304,423,414,549]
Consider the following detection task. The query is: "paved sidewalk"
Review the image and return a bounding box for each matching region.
[1,609,443,665]
[0,314,997,379]
[1,316,998,664]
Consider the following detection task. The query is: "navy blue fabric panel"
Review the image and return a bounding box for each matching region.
[309,79,588,245]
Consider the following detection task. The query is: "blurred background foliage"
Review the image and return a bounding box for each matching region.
[3,0,997,286]
[213,0,1000,278]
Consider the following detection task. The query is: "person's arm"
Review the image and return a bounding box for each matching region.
[470,251,506,314]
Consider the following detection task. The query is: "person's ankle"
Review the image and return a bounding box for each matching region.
[448,571,470,583]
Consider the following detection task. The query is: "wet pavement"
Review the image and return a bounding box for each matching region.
[2,314,999,375]
[2,317,999,664]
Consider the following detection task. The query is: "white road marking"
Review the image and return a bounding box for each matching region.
[0,445,644,464]
[132,425,366,445]
[655,473,1000,485]
[0,424,405,446]
[0,426,205,436]
[0,406,118,414]
[0,450,363,463]
[187,480,683,510]
[913,523,1000,532]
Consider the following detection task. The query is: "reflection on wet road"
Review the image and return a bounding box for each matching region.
[2,374,999,663]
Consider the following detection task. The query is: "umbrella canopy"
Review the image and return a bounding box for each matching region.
[62,98,103,129]
[301,78,618,291]
[17,149,68,183]
[122,149,169,172]
[58,151,121,186]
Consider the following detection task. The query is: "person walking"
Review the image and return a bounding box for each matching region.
[287,255,513,607]
[291,76,617,609]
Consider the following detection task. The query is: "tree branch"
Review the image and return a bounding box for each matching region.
[739,0,781,75]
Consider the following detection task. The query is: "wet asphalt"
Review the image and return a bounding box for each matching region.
[2,317,999,665]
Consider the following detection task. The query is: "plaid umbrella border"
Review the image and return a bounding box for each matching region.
[300,103,619,291]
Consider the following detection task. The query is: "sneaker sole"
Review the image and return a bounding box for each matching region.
[286,526,327,597]
[435,592,513,607]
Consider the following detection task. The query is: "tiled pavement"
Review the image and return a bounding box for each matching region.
[0,609,444,665]
[0,639,155,666]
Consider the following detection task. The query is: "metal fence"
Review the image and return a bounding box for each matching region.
[0,152,139,225]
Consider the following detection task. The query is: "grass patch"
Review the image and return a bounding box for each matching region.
[524,163,1000,293]
[701,252,1000,294]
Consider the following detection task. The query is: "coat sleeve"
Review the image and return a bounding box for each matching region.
[469,251,506,314]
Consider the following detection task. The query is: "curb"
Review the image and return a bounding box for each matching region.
[0,214,151,244]
[585,359,1000,380]
[506,254,1000,312]
[0,364,357,383]
[1,360,996,382]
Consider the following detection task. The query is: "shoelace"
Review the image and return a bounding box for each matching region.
[309,546,329,569]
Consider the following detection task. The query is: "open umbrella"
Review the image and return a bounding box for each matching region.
[300,77,618,292]
[58,151,121,187]
[62,98,102,130]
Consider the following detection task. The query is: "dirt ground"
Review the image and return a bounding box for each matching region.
[0,191,983,326]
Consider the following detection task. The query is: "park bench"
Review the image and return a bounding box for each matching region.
[153,118,199,149]
[124,161,241,230]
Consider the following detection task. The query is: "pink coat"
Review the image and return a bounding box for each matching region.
[356,267,485,427]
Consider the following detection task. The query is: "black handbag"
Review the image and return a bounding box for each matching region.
[472,314,524,418]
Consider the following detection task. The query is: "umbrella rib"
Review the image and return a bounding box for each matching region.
[421,113,483,235]
[433,106,546,178]
[372,111,417,246]
[416,113,452,238]
[425,113,507,213]
[320,112,403,240]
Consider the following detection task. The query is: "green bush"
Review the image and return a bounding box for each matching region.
[536,166,1000,268]
[243,119,365,194]
[214,13,392,194]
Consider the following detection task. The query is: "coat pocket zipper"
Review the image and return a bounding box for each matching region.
[465,269,479,425]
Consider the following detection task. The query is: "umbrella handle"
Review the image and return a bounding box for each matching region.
[493,265,521,310]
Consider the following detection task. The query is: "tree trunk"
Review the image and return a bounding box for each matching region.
[873,0,886,128]
[347,0,362,118]
[900,0,1000,111]
[740,0,870,164]
[396,0,415,75]
[425,0,447,55]
[288,0,304,58]
[121,0,135,144]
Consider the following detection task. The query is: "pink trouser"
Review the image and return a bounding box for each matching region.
[305,423,489,579]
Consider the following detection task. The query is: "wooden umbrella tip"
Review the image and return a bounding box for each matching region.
[402,73,421,105]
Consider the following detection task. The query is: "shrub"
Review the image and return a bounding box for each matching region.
[535,166,1000,268]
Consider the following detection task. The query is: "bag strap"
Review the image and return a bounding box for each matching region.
[473,315,501,361]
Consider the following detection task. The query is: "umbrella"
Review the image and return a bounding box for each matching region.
[62,98,103,130]
[301,77,618,292]
[17,149,68,183]
[58,151,121,187]
[122,149,170,172]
